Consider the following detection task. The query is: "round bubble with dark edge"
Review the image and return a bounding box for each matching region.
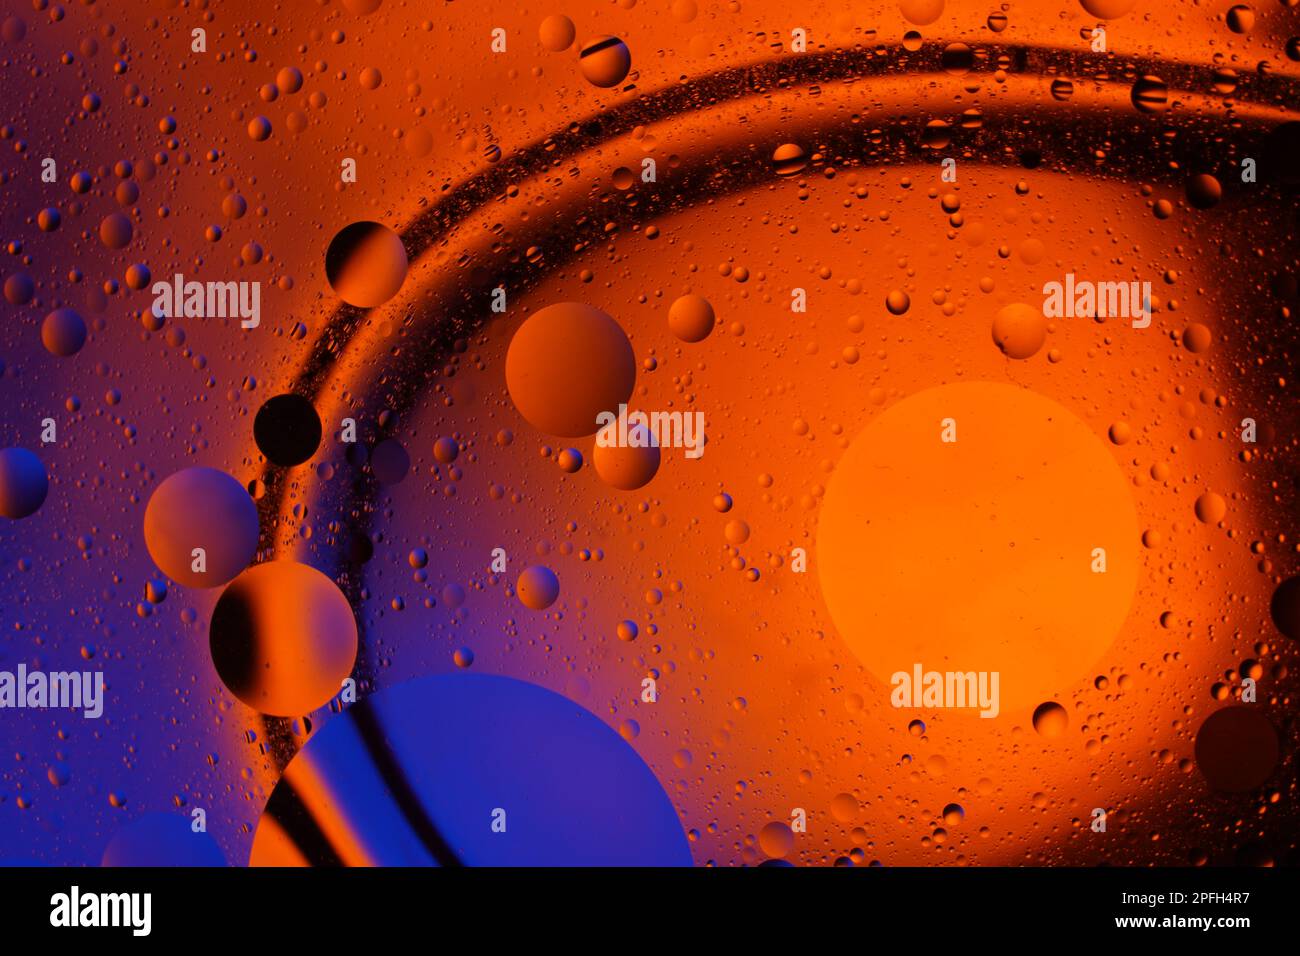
[0,447,49,519]
[253,393,323,466]
[249,673,691,866]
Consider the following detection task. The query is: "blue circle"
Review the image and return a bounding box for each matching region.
[251,673,691,866]
[0,447,49,519]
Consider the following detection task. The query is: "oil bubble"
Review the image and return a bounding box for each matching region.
[143,467,259,588]
[41,308,87,357]
[517,565,560,610]
[325,221,408,308]
[0,447,49,519]
[668,294,715,343]
[505,302,636,437]
[253,394,323,466]
[1032,701,1068,738]
[579,36,631,88]
[209,560,358,716]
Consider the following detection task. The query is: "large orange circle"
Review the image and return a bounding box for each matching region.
[817,382,1139,716]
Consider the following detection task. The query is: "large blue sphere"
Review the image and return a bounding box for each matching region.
[251,673,691,866]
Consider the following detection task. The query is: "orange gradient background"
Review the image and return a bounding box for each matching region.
[0,0,1297,868]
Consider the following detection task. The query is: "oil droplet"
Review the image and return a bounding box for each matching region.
[772,143,807,177]
[209,560,358,716]
[1080,0,1136,18]
[1182,323,1212,353]
[1269,576,1300,641]
[0,448,48,519]
[759,820,795,858]
[99,212,133,249]
[144,467,259,588]
[1032,701,1069,738]
[254,394,323,466]
[325,221,408,308]
[991,302,1046,359]
[1194,707,1278,791]
[1131,75,1168,113]
[830,793,859,822]
[41,307,87,357]
[941,43,973,76]
[668,294,715,342]
[899,0,945,27]
[1194,492,1226,524]
[593,421,660,490]
[578,36,631,88]
[517,565,560,610]
[1226,5,1255,34]
[506,303,636,437]
[1050,79,1074,101]
[885,289,911,315]
[247,116,272,141]
[1186,173,1222,210]
[539,15,575,52]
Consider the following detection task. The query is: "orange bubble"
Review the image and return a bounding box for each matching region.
[668,294,715,343]
[405,127,433,157]
[1079,0,1136,18]
[830,792,859,822]
[99,212,132,249]
[209,561,358,716]
[579,36,631,88]
[41,307,87,357]
[724,519,750,544]
[247,116,272,141]
[1195,491,1226,524]
[1183,323,1212,353]
[144,467,259,588]
[818,382,1139,714]
[506,303,636,437]
[325,221,408,308]
[758,820,795,858]
[991,303,1046,360]
[899,0,945,26]
[1194,706,1279,792]
[539,15,575,52]
[593,422,660,490]
[886,289,911,315]
[517,565,560,610]
[772,143,807,177]
[1032,701,1069,738]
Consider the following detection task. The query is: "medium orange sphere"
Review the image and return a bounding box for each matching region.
[668,294,715,343]
[506,303,636,437]
[593,422,661,490]
[209,561,358,716]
